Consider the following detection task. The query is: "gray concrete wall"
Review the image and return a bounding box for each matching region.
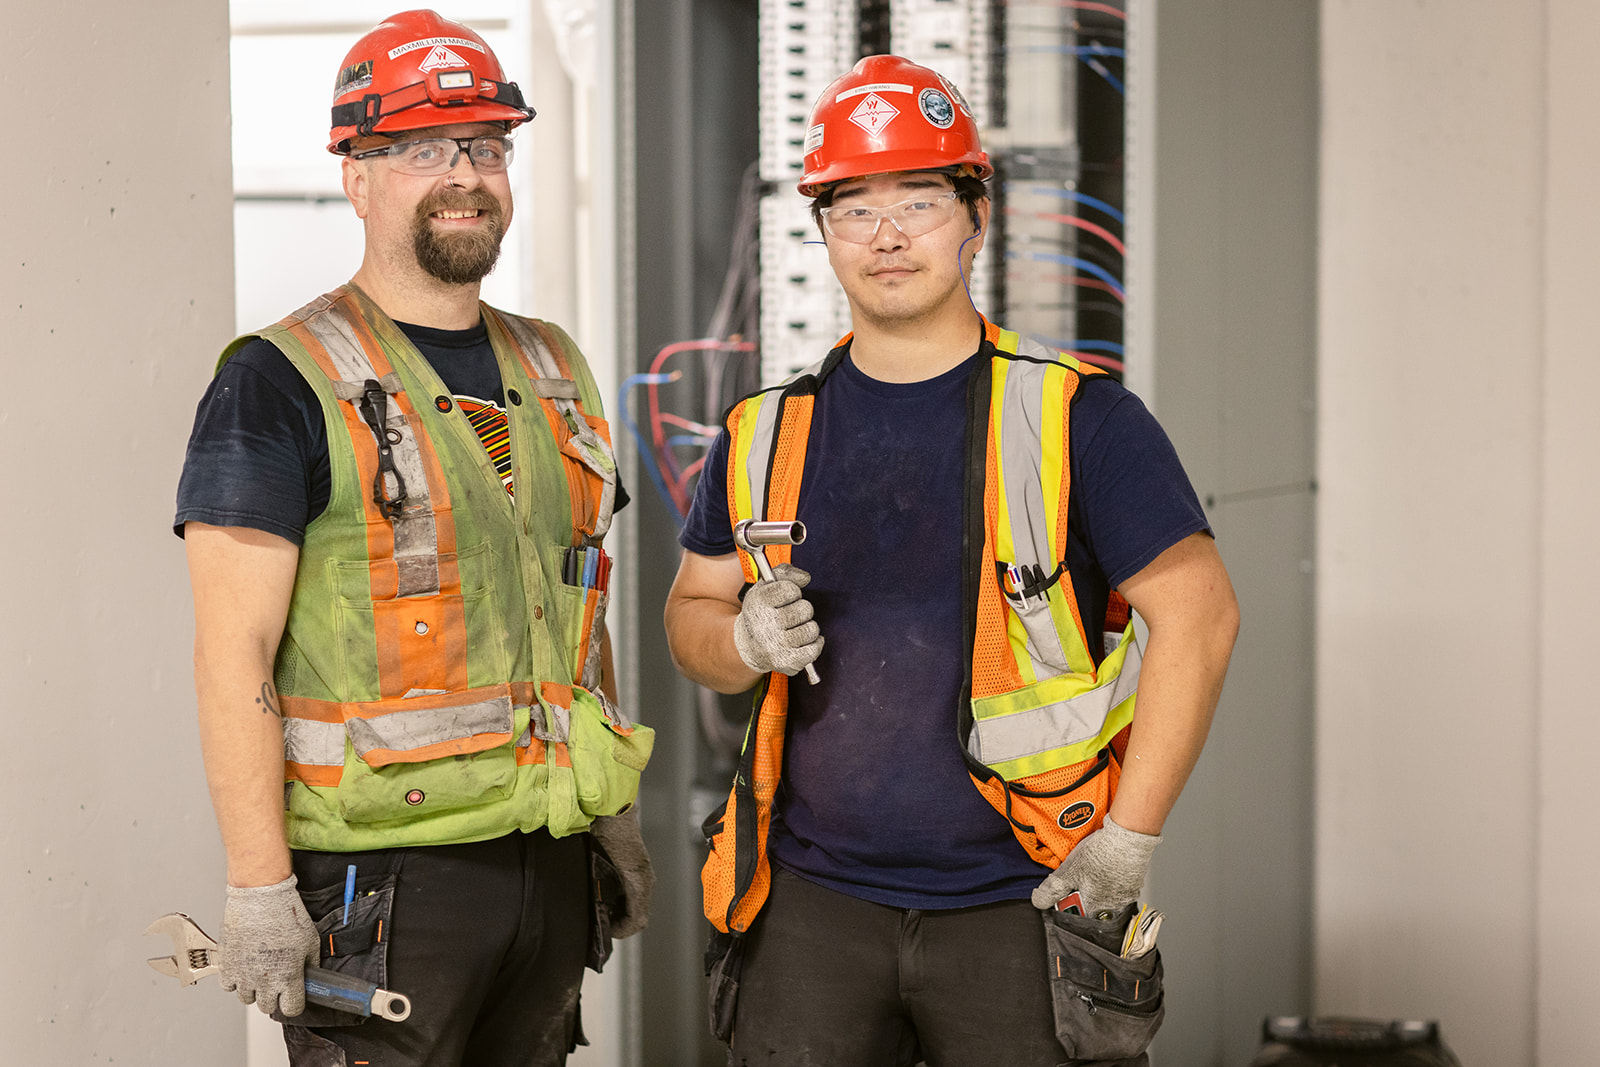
[1318,2,1600,1064]
[1143,3,1319,1065]
[0,0,241,1061]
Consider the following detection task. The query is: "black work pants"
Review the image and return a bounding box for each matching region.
[282,829,590,1067]
[730,867,1149,1067]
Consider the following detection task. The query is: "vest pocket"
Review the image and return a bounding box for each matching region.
[555,412,617,540]
[272,865,398,1029]
[1044,906,1165,1060]
[979,743,1123,865]
[552,683,654,818]
[334,686,518,824]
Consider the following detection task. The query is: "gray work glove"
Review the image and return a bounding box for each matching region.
[218,875,320,1016]
[733,563,824,676]
[590,809,655,939]
[1031,814,1162,917]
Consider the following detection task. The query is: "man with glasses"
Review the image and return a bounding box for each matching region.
[665,56,1238,1065]
[174,11,652,1065]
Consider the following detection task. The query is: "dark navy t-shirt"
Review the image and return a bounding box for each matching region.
[174,318,626,542]
[679,336,1209,909]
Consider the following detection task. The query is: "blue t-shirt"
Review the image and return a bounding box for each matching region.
[174,318,627,543]
[679,334,1210,909]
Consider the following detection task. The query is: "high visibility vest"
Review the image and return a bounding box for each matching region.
[221,285,652,853]
[701,318,1139,934]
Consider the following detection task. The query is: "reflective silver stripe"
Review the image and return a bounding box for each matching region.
[283,718,345,768]
[345,694,514,759]
[300,301,440,598]
[968,638,1142,767]
[996,358,1074,674]
[532,693,571,744]
[494,312,619,539]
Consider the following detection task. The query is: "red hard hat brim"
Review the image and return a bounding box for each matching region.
[798,149,993,197]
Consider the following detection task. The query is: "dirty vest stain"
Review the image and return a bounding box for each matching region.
[219,286,652,852]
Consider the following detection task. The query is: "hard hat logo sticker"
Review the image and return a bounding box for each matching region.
[848,94,900,138]
[919,88,955,129]
[388,36,487,60]
[419,45,470,74]
[334,59,374,99]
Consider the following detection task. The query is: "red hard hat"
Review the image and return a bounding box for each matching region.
[328,9,535,154]
[798,55,992,197]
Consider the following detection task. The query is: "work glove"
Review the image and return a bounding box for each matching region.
[733,563,824,676]
[589,809,656,939]
[1031,814,1162,917]
[217,875,320,1016]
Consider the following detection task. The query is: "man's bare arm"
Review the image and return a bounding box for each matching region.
[185,522,300,888]
[663,549,763,694]
[1109,530,1240,835]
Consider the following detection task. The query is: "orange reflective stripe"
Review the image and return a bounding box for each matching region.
[973,396,1025,699]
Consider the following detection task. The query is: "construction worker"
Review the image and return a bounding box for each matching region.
[664,55,1239,1065]
[174,11,653,1065]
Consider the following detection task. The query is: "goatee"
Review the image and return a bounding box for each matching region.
[412,186,506,285]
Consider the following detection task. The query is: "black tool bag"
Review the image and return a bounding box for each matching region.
[1247,1017,1462,1067]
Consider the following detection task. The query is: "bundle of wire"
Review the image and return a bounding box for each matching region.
[619,162,763,526]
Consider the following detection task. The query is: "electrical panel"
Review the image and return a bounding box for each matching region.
[756,0,1129,382]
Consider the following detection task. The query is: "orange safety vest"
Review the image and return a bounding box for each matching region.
[702,319,1139,934]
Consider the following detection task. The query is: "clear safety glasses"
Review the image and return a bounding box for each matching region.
[817,191,961,244]
[350,136,514,176]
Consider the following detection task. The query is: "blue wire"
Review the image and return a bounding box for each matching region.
[1083,58,1126,95]
[617,373,684,525]
[665,433,715,452]
[1005,250,1126,299]
[1018,46,1128,58]
[1006,186,1125,225]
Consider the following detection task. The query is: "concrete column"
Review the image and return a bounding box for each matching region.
[0,1,239,1062]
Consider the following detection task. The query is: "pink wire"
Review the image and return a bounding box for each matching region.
[1005,208,1126,256]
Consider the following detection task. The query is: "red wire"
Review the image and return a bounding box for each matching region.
[646,339,756,515]
[1049,1,1127,19]
[675,456,707,496]
[1063,350,1125,373]
[1004,209,1126,256]
[1009,272,1127,302]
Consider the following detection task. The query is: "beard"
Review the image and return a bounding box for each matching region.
[411,186,507,285]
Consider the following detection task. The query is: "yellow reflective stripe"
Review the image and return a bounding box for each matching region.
[994,328,1023,354]
[969,628,1140,778]
[984,692,1136,780]
[729,393,767,526]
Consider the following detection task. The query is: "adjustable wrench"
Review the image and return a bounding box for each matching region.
[145,912,412,1022]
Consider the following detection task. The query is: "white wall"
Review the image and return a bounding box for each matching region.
[1317,2,1600,1064]
[0,1,240,1062]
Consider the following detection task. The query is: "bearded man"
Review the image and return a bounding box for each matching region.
[172,11,653,1066]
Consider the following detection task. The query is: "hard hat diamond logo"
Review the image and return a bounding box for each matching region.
[419,44,469,73]
[848,93,900,138]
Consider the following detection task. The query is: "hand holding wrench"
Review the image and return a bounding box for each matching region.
[145,912,412,1022]
[733,519,821,684]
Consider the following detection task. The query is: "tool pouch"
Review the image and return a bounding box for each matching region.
[275,860,400,1029]
[1044,904,1165,1062]
[705,928,746,1046]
